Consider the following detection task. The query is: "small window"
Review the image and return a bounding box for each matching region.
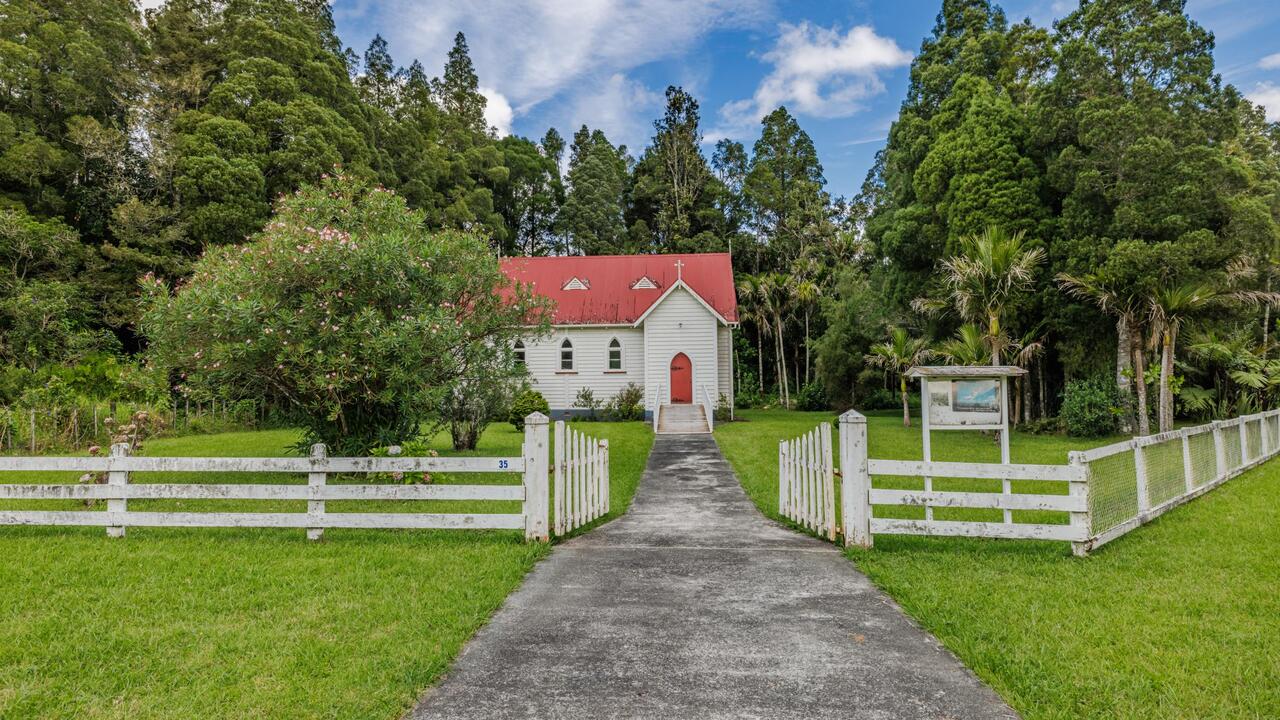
[513,340,526,366]
[560,338,574,370]
[607,338,623,371]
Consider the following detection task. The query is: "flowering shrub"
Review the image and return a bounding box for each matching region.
[141,173,549,454]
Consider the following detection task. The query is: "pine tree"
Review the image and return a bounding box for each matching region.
[558,127,629,254]
[433,32,488,138]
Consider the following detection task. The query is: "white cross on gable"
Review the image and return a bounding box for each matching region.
[674,259,685,282]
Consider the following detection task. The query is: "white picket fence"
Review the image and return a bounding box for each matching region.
[553,421,610,535]
[786,409,1278,555]
[0,412,553,542]
[778,423,836,540]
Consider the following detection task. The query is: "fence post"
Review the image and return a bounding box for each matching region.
[523,412,550,542]
[1133,439,1150,516]
[601,439,610,515]
[553,421,565,536]
[1068,450,1090,557]
[1212,421,1227,480]
[778,440,788,517]
[839,410,871,548]
[307,443,327,541]
[1180,429,1194,493]
[1238,419,1248,467]
[106,442,130,538]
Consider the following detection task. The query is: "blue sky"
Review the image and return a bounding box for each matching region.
[331,0,1280,199]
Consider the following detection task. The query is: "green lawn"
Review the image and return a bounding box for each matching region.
[0,421,653,720]
[717,409,1280,719]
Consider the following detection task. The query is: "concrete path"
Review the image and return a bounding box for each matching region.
[408,434,1018,720]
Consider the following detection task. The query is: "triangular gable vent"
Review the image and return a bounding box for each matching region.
[562,276,589,290]
[631,276,658,290]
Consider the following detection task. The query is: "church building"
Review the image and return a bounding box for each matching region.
[499,253,738,432]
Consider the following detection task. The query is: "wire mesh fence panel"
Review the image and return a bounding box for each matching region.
[1142,439,1185,507]
[1246,419,1264,463]
[1187,430,1218,488]
[1223,425,1243,473]
[1085,449,1138,536]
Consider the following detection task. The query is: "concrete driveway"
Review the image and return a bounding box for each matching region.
[407,433,1018,719]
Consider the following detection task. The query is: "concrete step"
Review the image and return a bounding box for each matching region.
[657,404,710,434]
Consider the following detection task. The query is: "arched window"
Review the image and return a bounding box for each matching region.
[559,338,574,371]
[513,340,526,366]
[607,338,623,371]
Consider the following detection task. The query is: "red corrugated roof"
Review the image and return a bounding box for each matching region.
[499,253,738,325]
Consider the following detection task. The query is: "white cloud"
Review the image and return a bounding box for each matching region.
[715,22,912,135]
[1261,53,1280,70]
[1247,81,1280,122]
[480,87,513,136]
[562,74,664,152]
[336,0,771,136]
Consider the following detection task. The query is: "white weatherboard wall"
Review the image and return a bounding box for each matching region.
[643,286,720,411]
[520,327,645,411]
[717,325,734,408]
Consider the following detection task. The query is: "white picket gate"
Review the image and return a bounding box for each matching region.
[778,422,837,540]
[553,421,610,535]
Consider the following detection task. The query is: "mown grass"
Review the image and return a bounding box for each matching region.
[717,409,1280,719]
[0,421,652,720]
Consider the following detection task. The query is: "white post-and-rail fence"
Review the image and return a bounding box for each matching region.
[554,420,610,535]
[0,412,610,543]
[1074,408,1280,553]
[784,409,1279,555]
[778,422,836,541]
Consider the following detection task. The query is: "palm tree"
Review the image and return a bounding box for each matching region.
[1147,266,1280,433]
[735,274,768,394]
[1011,326,1046,425]
[1057,270,1145,433]
[866,327,932,427]
[737,273,793,407]
[791,276,821,386]
[936,324,988,366]
[916,226,1045,364]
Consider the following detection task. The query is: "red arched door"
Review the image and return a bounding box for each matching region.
[669,353,692,404]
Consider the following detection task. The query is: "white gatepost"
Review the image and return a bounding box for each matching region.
[106,442,130,538]
[838,410,871,548]
[523,412,550,542]
[307,443,327,541]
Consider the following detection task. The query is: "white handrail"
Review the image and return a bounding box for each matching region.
[701,385,715,432]
[652,380,664,433]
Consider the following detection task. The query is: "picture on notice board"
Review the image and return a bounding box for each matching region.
[952,379,1000,413]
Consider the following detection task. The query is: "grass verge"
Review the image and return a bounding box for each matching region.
[716,409,1280,719]
[0,421,652,719]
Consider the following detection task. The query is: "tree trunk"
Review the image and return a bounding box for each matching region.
[1133,332,1150,436]
[1265,275,1272,359]
[1013,378,1023,426]
[756,328,764,392]
[989,313,1001,364]
[1038,363,1047,419]
[804,309,811,385]
[1022,369,1033,424]
[1116,314,1134,433]
[900,375,911,427]
[1159,328,1175,433]
[775,316,790,407]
